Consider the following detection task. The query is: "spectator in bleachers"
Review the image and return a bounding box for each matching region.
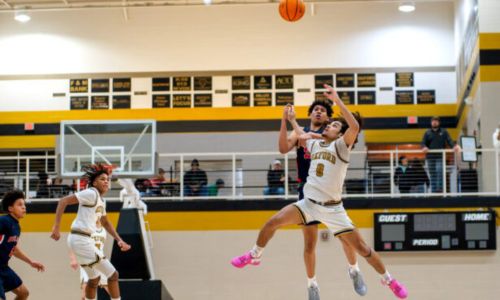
[207,179,225,196]
[408,158,430,193]
[149,168,168,186]
[421,116,460,193]
[394,156,411,194]
[264,160,285,196]
[36,171,50,198]
[184,159,208,196]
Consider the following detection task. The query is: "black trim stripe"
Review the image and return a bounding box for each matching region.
[25,196,500,213]
[0,117,459,136]
[480,49,500,65]
[334,141,349,164]
[292,204,307,225]
[333,228,354,237]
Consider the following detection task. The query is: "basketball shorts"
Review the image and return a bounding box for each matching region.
[0,266,22,299]
[293,198,355,237]
[68,234,116,280]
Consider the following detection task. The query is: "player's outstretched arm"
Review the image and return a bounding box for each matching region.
[12,247,45,272]
[100,215,131,252]
[51,194,78,241]
[279,104,299,153]
[323,84,359,146]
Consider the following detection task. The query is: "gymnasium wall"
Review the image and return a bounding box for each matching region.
[0,2,454,76]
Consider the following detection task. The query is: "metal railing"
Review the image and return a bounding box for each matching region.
[0,148,498,201]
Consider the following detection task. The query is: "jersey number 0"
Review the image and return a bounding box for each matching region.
[316,163,324,177]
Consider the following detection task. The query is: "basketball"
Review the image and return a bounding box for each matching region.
[279,0,305,22]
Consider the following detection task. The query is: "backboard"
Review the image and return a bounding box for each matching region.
[60,120,156,177]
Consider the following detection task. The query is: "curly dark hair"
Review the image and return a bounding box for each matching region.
[2,189,25,212]
[308,100,333,118]
[81,163,112,187]
[336,112,363,148]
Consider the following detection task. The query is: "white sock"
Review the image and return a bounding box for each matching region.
[381,270,393,284]
[85,298,96,300]
[349,262,360,273]
[111,298,121,300]
[251,245,264,258]
[307,276,318,288]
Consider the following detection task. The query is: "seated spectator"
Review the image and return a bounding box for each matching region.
[408,158,430,193]
[184,159,208,196]
[36,171,50,198]
[264,160,285,196]
[394,156,411,194]
[207,179,225,196]
[149,168,168,186]
[50,177,71,198]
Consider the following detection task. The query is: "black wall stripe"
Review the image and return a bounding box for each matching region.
[0,117,458,136]
[480,49,500,65]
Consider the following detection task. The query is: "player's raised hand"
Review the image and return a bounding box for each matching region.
[31,261,45,272]
[50,226,60,241]
[286,105,296,122]
[323,84,341,104]
[118,240,131,252]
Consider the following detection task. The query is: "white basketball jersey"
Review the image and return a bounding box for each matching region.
[303,137,350,203]
[71,187,107,234]
[91,227,107,252]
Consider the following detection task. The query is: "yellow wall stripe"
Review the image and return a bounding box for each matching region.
[0,104,457,124]
[480,65,500,82]
[479,33,500,50]
[18,207,500,232]
[0,135,56,149]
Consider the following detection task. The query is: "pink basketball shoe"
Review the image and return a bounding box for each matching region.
[384,278,408,299]
[231,251,261,268]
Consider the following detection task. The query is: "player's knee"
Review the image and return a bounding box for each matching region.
[88,277,100,288]
[108,271,119,282]
[19,287,29,298]
[303,238,316,253]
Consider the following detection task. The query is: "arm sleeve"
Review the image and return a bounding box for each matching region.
[443,129,455,147]
[335,137,350,160]
[74,189,98,206]
[421,130,429,148]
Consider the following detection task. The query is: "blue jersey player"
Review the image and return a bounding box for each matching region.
[0,190,45,300]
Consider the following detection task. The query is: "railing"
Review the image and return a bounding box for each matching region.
[0,148,499,201]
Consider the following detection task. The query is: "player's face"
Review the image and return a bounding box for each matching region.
[92,173,110,195]
[310,105,329,126]
[9,198,26,219]
[322,121,342,140]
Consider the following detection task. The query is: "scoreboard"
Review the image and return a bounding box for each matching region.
[374,211,496,251]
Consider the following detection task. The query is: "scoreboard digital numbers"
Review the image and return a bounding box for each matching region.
[374,211,496,251]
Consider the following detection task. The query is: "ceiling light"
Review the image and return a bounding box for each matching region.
[399,1,415,13]
[14,10,31,23]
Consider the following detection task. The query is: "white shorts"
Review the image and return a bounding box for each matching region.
[293,198,355,237]
[68,233,116,279]
[80,268,107,286]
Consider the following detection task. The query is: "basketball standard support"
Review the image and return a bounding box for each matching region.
[98,208,173,300]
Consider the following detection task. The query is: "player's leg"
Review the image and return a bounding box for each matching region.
[9,284,29,300]
[231,203,304,268]
[302,224,318,278]
[2,267,27,300]
[106,271,120,299]
[339,230,407,299]
[82,266,100,300]
[302,224,320,300]
[80,282,87,300]
[93,258,120,299]
[338,235,367,296]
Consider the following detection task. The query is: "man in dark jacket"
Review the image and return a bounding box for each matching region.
[184,159,208,196]
[421,117,460,193]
